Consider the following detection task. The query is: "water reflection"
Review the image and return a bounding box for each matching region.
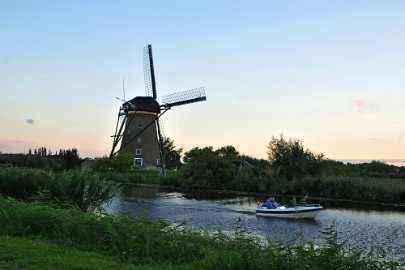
[107,185,405,258]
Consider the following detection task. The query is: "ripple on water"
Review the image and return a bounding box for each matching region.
[106,186,405,258]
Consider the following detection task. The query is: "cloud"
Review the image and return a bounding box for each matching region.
[25,119,34,125]
[353,99,367,112]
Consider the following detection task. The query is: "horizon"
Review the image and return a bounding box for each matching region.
[1,1,404,163]
[1,148,405,168]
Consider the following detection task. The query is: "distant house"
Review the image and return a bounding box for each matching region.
[231,160,254,174]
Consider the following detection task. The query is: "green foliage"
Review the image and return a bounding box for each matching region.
[0,198,402,269]
[183,145,241,163]
[239,155,271,177]
[0,198,206,263]
[92,156,113,171]
[113,153,134,171]
[180,146,265,190]
[181,154,236,189]
[0,169,120,211]
[59,148,81,169]
[0,236,143,270]
[267,135,325,180]
[183,146,215,163]
[162,137,183,169]
[0,147,82,170]
[226,166,268,193]
[214,145,240,160]
[92,153,134,172]
[265,175,405,204]
[0,153,60,170]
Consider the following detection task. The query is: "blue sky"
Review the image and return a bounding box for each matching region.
[1,0,404,164]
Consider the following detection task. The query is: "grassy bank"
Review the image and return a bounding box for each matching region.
[1,167,404,205]
[157,172,405,205]
[0,236,168,270]
[0,197,403,269]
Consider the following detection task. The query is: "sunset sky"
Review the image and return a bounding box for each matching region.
[1,0,404,165]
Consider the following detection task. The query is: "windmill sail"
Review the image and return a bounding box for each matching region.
[161,87,207,108]
[110,44,207,174]
[143,45,157,99]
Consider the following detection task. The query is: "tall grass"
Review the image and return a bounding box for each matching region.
[266,175,405,204]
[0,197,205,263]
[222,173,405,204]
[0,168,120,211]
[0,198,403,269]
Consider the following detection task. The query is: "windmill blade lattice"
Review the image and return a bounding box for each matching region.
[161,87,206,108]
[110,44,207,174]
[143,45,157,99]
[158,118,166,138]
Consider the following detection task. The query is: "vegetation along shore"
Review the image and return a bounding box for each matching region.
[0,135,404,268]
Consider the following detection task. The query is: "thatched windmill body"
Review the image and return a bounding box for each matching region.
[110,45,206,173]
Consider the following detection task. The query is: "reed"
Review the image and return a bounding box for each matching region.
[0,198,403,269]
[0,168,120,211]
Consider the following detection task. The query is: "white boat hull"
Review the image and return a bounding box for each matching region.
[256,204,323,219]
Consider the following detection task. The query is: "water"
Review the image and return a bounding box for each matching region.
[106,185,405,258]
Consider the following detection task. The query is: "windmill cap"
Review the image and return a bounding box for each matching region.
[128,96,160,113]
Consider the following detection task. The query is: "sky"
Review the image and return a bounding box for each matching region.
[1,0,404,165]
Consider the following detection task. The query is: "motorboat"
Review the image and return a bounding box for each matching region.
[256,203,323,219]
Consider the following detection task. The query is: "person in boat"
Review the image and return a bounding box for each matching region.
[265,197,279,209]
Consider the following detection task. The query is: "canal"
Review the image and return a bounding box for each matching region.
[106,185,405,258]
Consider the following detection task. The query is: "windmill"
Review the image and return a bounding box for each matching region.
[109,45,207,174]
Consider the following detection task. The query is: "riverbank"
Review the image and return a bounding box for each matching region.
[1,167,404,205]
[1,197,403,269]
[99,168,405,205]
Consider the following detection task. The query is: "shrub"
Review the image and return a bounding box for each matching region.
[181,155,236,189]
[0,168,120,211]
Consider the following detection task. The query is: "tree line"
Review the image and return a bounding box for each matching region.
[2,137,404,178]
[0,147,81,170]
[1,136,404,204]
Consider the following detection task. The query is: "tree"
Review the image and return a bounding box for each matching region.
[367,160,390,174]
[162,137,183,169]
[112,153,133,171]
[92,156,112,171]
[183,146,215,164]
[62,148,81,169]
[214,145,240,160]
[267,135,323,180]
[181,154,236,189]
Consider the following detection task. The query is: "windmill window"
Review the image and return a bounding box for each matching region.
[138,124,143,129]
[134,158,143,167]
[137,138,142,144]
[135,149,142,155]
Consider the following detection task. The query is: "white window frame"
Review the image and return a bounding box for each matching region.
[137,137,142,144]
[134,158,143,167]
[135,149,142,155]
